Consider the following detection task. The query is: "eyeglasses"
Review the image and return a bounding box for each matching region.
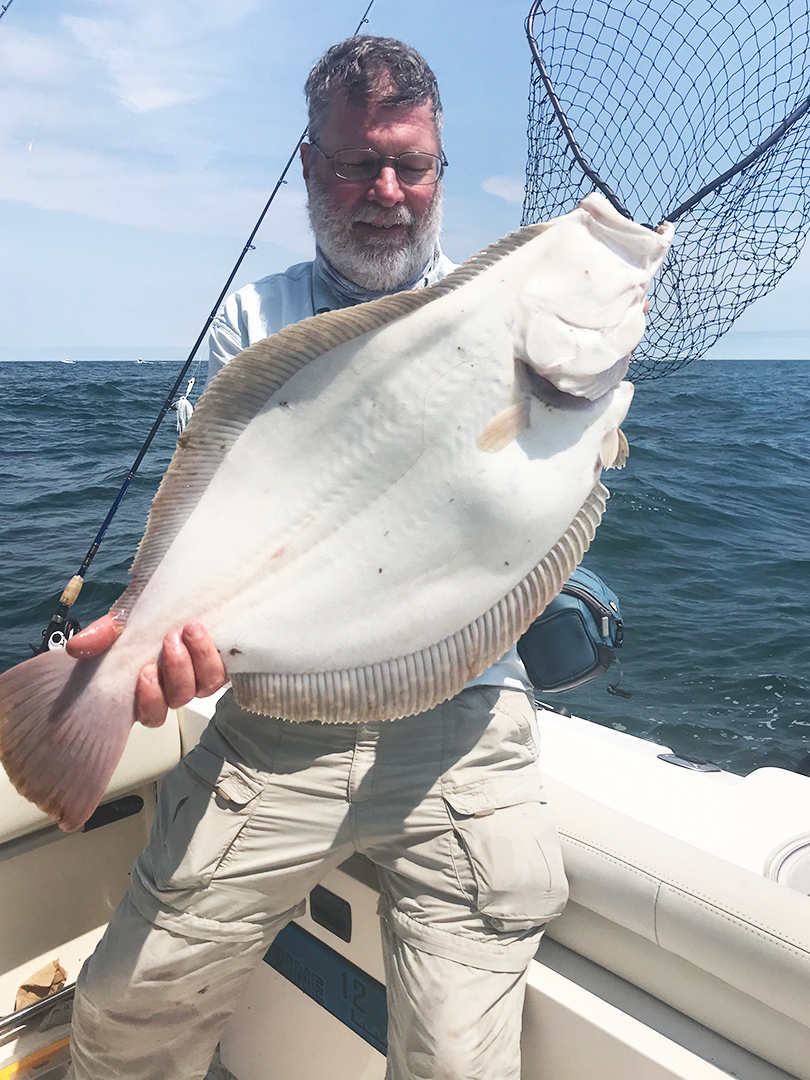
[309,142,448,186]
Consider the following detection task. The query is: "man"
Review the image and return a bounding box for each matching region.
[66,36,568,1080]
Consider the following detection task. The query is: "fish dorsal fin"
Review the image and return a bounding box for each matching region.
[114,220,554,618]
[428,218,554,296]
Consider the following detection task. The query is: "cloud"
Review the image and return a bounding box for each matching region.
[0,0,316,257]
[482,175,526,204]
[0,139,312,252]
[63,0,259,113]
[0,28,76,85]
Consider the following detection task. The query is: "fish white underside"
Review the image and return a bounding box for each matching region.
[106,197,670,720]
[124,334,632,674]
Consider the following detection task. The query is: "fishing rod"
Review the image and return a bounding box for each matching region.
[0,0,16,23]
[33,0,377,655]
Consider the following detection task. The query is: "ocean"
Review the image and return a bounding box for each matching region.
[1,356,808,775]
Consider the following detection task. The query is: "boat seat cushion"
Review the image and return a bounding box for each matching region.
[544,775,810,1076]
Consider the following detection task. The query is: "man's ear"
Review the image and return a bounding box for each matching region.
[300,143,311,181]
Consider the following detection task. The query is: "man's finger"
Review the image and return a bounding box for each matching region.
[158,630,197,709]
[66,613,124,658]
[182,623,227,698]
[135,664,169,728]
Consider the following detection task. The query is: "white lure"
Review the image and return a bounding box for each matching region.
[0,193,673,831]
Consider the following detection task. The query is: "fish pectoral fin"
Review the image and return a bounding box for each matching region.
[477,398,532,453]
[617,428,630,467]
[601,427,630,470]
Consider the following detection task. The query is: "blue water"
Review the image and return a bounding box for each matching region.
[1,357,808,774]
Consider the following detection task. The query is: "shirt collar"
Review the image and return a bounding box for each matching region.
[312,244,447,313]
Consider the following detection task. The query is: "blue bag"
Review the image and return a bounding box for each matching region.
[516,566,623,693]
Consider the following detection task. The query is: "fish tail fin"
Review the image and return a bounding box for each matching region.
[0,650,133,832]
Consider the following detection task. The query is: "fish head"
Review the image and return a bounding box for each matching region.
[514,192,674,400]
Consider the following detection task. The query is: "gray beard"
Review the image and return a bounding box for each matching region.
[306,174,443,292]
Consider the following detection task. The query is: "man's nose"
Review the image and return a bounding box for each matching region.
[367,164,406,206]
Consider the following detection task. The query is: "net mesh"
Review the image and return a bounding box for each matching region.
[522,0,810,379]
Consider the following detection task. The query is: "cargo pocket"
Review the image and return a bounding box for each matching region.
[443,774,569,931]
[150,744,266,892]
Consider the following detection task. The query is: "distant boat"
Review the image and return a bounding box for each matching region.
[136,358,145,364]
[60,358,76,364]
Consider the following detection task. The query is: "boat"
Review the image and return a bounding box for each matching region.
[0,683,807,1079]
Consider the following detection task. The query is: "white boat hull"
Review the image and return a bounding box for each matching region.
[0,694,808,1079]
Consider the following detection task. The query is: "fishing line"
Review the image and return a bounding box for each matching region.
[523,0,810,380]
[33,0,377,654]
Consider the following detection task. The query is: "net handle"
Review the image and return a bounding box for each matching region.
[525,0,810,228]
[664,90,810,224]
[524,0,634,220]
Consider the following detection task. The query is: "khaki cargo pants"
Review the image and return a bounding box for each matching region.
[68,685,568,1080]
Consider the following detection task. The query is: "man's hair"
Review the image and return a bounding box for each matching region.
[305,36,443,144]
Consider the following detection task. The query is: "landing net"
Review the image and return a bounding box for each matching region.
[522,0,810,379]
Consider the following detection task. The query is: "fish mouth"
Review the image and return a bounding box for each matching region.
[518,357,628,408]
[519,361,604,409]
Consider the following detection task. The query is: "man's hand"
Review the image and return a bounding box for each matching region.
[67,616,227,728]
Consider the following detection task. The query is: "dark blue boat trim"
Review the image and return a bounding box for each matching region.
[264,922,388,1054]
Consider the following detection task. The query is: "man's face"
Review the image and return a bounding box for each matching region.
[302,93,443,291]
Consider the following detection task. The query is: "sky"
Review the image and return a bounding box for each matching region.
[1,0,809,358]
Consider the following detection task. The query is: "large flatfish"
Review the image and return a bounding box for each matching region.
[0,193,673,830]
